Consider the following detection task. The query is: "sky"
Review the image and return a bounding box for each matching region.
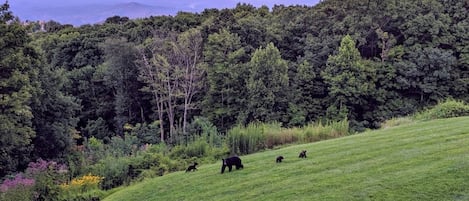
[9,0,317,9]
[7,0,320,25]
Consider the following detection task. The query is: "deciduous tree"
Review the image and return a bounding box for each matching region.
[0,2,37,176]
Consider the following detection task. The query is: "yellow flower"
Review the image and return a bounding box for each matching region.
[60,173,104,192]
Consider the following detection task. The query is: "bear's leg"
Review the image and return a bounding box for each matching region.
[228,165,233,172]
[221,165,226,174]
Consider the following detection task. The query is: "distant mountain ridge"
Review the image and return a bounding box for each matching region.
[10,1,319,26]
[13,2,181,26]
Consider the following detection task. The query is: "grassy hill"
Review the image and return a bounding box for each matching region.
[103,117,469,201]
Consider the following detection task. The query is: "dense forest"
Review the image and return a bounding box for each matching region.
[1,0,468,185]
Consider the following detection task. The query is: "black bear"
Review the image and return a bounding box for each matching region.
[276,156,284,163]
[186,162,198,172]
[221,156,243,174]
[299,150,307,158]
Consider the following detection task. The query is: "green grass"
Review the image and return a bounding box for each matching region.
[103,117,469,201]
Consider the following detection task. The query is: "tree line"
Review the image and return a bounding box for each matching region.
[1,0,468,177]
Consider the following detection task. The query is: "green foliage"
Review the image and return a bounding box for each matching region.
[169,137,229,163]
[86,156,129,190]
[227,123,266,154]
[128,121,161,145]
[83,117,113,141]
[128,152,179,179]
[170,141,208,159]
[0,2,38,176]
[31,64,80,160]
[59,189,105,201]
[0,185,35,201]
[202,29,247,132]
[146,143,170,155]
[24,159,69,201]
[322,35,377,131]
[84,137,105,164]
[82,134,139,166]
[245,43,289,124]
[323,35,376,103]
[0,2,13,23]
[101,38,142,136]
[291,60,326,124]
[107,135,139,157]
[185,117,223,147]
[415,99,469,120]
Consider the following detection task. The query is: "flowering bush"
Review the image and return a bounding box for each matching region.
[26,159,69,201]
[26,158,68,176]
[0,174,35,201]
[0,174,35,192]
[59,173,103,201]
[60,173,103,192]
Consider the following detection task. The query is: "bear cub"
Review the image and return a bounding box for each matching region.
[186,162,198,172]
[276,156,284,163]
[299,150,307,158]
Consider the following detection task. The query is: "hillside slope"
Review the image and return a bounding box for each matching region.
[104,117,469,201]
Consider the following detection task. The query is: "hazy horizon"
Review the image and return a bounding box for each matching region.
[8,0,320,25]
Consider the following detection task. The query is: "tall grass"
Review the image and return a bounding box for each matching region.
[300,119,349,142]
[381,116,414,129]
[227,119,349,154]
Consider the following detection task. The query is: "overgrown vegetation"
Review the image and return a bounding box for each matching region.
[415,99,469,120]
[382,99,469,128]
[228,120,349,154]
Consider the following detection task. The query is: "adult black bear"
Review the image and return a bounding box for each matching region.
[221,156,243,174]
[186,162,198,172]
[299,150,307,158]
[276,156,284,163]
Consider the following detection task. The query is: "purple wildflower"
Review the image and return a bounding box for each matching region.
[0,173,35,192]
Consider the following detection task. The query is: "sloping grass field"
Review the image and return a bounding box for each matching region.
[104,117,469,201]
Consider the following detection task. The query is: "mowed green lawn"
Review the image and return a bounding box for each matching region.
[104,117,469,201]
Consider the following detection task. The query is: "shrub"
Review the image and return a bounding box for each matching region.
[60,174,103,192]
[0,173,35,192]
[25,159,69,201]
[415,99,469,120]
[183,139,209,158]
[186,117,223,147]
[59,174,103,201]
[128,121,161,145]
[59,189,106,201]
[146,143,170,155]
[107,135,139,157]
[0,174,35,201]
[86,156,129,190]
